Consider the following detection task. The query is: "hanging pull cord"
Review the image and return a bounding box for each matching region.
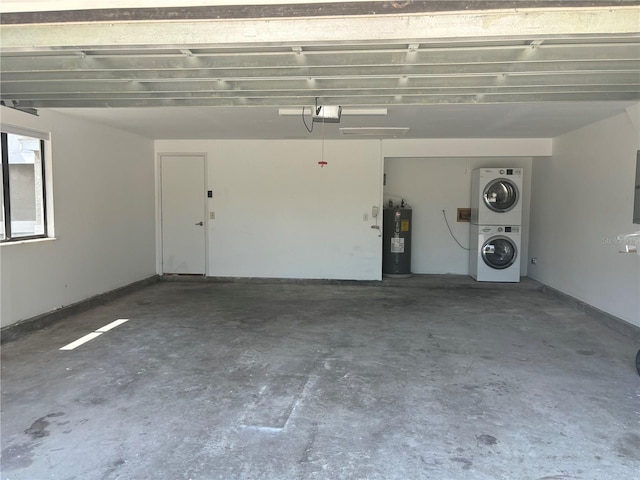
[318,114,327,167]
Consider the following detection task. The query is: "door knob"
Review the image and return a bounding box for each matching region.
[195,221,203,226]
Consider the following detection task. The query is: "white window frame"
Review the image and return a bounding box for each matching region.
[0,126,52,243]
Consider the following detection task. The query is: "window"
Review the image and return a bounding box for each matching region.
[0,132,48,241]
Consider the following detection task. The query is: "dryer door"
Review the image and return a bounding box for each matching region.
[483,179,519,213]
[481,236,518,269]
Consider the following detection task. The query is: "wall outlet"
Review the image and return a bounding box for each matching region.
[363,213,369,221]
[531,257,537,265]
[457,208,471,222]
[210,211,215,220]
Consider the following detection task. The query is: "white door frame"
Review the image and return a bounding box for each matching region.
[156,152,209,276]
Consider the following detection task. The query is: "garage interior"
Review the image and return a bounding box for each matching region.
[1,1,639,479]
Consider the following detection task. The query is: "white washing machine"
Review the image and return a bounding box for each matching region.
[471,168,523,226]
[469,224,521,282]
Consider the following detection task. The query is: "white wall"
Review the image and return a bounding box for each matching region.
[383,157,532,275]
[154,140,383,280]
[0,107,156,328]
[529,108,640,326]
[154,138,550,281]
[381,138,551,158]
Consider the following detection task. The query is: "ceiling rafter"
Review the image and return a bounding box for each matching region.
[6,92,634,110]
[3,42,640,70]
[3,1,638,23]
[4,71,639,92]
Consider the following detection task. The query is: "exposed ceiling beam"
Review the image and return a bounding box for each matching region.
[2,1,638,21]
[5,72,639,93]
[6,92,639,109]
[3,43,640,71]
[1,6,639,50]
[3,60,637,83]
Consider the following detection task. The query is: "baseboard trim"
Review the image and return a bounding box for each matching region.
[1,275,160,344]
[159,274,382,287]
[538,283,640,342]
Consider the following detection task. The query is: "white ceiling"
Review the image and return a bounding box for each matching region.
[2,2,639,140]
[50,102,638,139]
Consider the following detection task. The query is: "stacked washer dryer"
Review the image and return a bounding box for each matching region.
[469,168,523,282]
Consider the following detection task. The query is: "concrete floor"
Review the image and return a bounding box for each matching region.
[1,277,639,480]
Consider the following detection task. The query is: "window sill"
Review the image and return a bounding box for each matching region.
[0,237,57,247]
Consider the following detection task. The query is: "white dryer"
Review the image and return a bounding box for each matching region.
[471,168,523,225]
[469,224,521,282]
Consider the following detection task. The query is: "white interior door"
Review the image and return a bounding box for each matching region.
[161,155,206,274]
